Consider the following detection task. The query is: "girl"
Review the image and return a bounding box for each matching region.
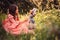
[2,4,30,35]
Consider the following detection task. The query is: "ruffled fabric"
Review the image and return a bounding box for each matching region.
[2,14,29,35]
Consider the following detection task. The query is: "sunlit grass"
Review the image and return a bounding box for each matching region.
[0,9,60,40]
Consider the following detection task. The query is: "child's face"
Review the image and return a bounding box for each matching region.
[16,7,19,15]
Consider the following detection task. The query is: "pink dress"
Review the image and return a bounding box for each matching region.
[2,14,29,35]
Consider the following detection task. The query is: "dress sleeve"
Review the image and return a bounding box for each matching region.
[8,18,20,28]
[2,17,20,29]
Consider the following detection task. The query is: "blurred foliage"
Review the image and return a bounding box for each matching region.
[34,9,60,40]
[0,0,60,40]
[0,0,60,13]
[0,9,60,40]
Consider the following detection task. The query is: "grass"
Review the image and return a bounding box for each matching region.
[0,9,60,40]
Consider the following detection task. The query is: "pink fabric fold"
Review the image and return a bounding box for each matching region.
[2,14,29,35]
